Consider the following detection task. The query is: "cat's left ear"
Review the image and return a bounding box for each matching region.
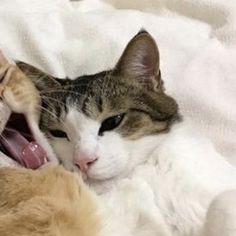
[113,30,164,92]
[16,61,61,91]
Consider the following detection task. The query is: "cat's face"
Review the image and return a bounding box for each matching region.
[18,31,179,183]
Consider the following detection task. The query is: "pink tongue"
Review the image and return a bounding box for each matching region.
[0,128,48,169]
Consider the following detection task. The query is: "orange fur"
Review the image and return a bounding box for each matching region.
[0,166,101,236]
[0,50,41,122]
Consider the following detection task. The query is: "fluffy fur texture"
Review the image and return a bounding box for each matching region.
[17,31,236,236]
[0,166,101,236]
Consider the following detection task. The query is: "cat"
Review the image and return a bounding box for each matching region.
[0,50,58,168]
[0,166,101,236]
[16,30,236,236]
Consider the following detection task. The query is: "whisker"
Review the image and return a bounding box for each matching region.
[33,74,50,85]
[41,95,67,107]
[41,80,90,88]
[36,105,58,120]
[39,98,66,118]
[40,89,86,97]
[35,104,67,127]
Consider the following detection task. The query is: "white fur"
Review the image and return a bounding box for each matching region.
[53,108,131,181]
[50,108,236,236]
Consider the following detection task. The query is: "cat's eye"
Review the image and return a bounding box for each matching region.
[49,129,69,140]
[99,114,125,136]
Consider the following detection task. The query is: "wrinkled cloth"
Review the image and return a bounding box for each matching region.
[0,0,236,165]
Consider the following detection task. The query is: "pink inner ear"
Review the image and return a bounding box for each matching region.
[114,32,160,80]
[141,53,158,76]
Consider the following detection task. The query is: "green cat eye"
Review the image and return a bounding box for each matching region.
[99,114,125,136]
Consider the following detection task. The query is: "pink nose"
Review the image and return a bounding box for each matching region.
[73,151,97,172]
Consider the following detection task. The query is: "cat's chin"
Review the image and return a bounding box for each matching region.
[86,170,122,182]
[69,163,121,193]
[75,168,122,194]
[85,176,118,194]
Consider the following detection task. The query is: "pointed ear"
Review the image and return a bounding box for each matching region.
[15,61,61,91]
[113,30,164,92]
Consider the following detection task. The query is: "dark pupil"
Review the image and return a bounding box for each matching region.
[99,114,124,136]
[49,129,68,139]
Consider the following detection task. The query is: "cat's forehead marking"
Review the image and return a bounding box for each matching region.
[38,31,179,141]
[72,74,178,122]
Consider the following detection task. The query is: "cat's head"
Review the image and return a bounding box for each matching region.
[18,31,179,184]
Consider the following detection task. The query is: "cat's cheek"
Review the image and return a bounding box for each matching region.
[50,138,74,169]
[86,133,129,180]
[87,152,129,180]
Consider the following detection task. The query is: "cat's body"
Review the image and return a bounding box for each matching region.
[0,166,102,236]
[115,124,236,235]
[16,31,236,236]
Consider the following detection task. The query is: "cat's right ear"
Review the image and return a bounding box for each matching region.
[16,61,61,91]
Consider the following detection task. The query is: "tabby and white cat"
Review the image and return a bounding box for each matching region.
[16,31,236,236]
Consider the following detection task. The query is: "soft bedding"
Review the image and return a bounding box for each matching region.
[0,0,235,170]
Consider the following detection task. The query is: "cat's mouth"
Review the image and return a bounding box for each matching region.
[0,113,49,169]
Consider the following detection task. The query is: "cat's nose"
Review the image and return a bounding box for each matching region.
[73,151,97,172]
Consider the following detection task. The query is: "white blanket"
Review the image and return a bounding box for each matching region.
[0,0,236,165]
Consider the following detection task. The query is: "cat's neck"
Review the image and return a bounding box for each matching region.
[125,131,169,173]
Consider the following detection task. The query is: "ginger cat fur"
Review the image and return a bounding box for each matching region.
[0,166,101,236]
[0,50,40,122]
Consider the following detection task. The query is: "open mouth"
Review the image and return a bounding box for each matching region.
[0,113,48,169]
